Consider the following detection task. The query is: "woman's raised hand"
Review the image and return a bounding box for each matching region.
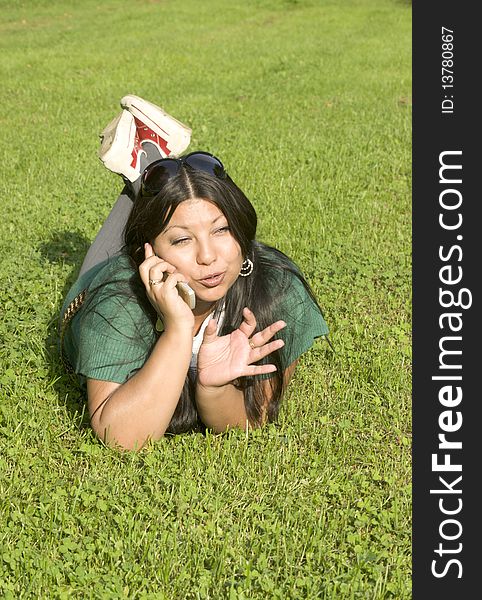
[139,243,194,332]
[197,307,286,388]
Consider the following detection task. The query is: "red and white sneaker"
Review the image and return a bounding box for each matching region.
[99,96,192,182]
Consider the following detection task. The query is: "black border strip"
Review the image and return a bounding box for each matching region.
[413,3,478,596]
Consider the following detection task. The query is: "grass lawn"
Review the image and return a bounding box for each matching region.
[0,0,411,597]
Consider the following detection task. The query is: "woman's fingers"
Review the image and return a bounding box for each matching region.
[162,271,190,291]
[139,248,177,290]
[144,242,155,259]
[249,319,286,348]
[237,307,257,337]
[250,338,285,362]
[246,364,277,377]
[238,309,287,358]
[148,260,177,277]
[201,319,218,345]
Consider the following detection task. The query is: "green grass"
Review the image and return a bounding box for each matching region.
[0,0,411,597]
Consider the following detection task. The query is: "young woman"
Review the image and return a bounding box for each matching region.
[60,150,329,450]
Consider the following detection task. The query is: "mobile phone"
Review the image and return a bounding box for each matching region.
[176,281,196,309]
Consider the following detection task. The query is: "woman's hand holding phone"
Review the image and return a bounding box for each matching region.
[139,243,195,333]
[175,281,196,309]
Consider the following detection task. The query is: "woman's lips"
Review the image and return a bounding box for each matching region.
[198,272,226,288]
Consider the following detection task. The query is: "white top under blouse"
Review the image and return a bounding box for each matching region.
[189,304,226,374]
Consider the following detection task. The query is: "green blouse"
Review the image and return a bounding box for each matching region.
[61,254,329,385]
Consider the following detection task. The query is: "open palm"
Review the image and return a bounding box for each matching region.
[197,307,286,388]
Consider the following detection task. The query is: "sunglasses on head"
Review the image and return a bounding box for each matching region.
[140,151,227,197]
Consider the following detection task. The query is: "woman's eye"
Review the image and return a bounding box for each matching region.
[215,226,230,234]
[171,237,190,246]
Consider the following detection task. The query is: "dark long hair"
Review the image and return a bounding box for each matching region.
[122,164,322,434]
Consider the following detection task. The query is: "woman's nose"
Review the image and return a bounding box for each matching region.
[196,240,216,265]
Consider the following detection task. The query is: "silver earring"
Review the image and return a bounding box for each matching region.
[239,257,254,277]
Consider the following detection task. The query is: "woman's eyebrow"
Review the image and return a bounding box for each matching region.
[163,224,189,232]
[163,214,225,233]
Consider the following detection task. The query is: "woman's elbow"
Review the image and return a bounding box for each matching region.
[90,416,163,451]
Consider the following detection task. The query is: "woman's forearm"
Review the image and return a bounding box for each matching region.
[91,327,192,449]
[195,382,249,433]
[195,361,298,433]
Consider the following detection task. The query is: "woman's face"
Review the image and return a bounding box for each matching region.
[152,198,244,309]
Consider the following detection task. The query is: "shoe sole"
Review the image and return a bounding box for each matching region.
[121,95,192,157]
[98,110,141,182]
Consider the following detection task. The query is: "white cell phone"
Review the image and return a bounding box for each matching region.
[176,281,196,309]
